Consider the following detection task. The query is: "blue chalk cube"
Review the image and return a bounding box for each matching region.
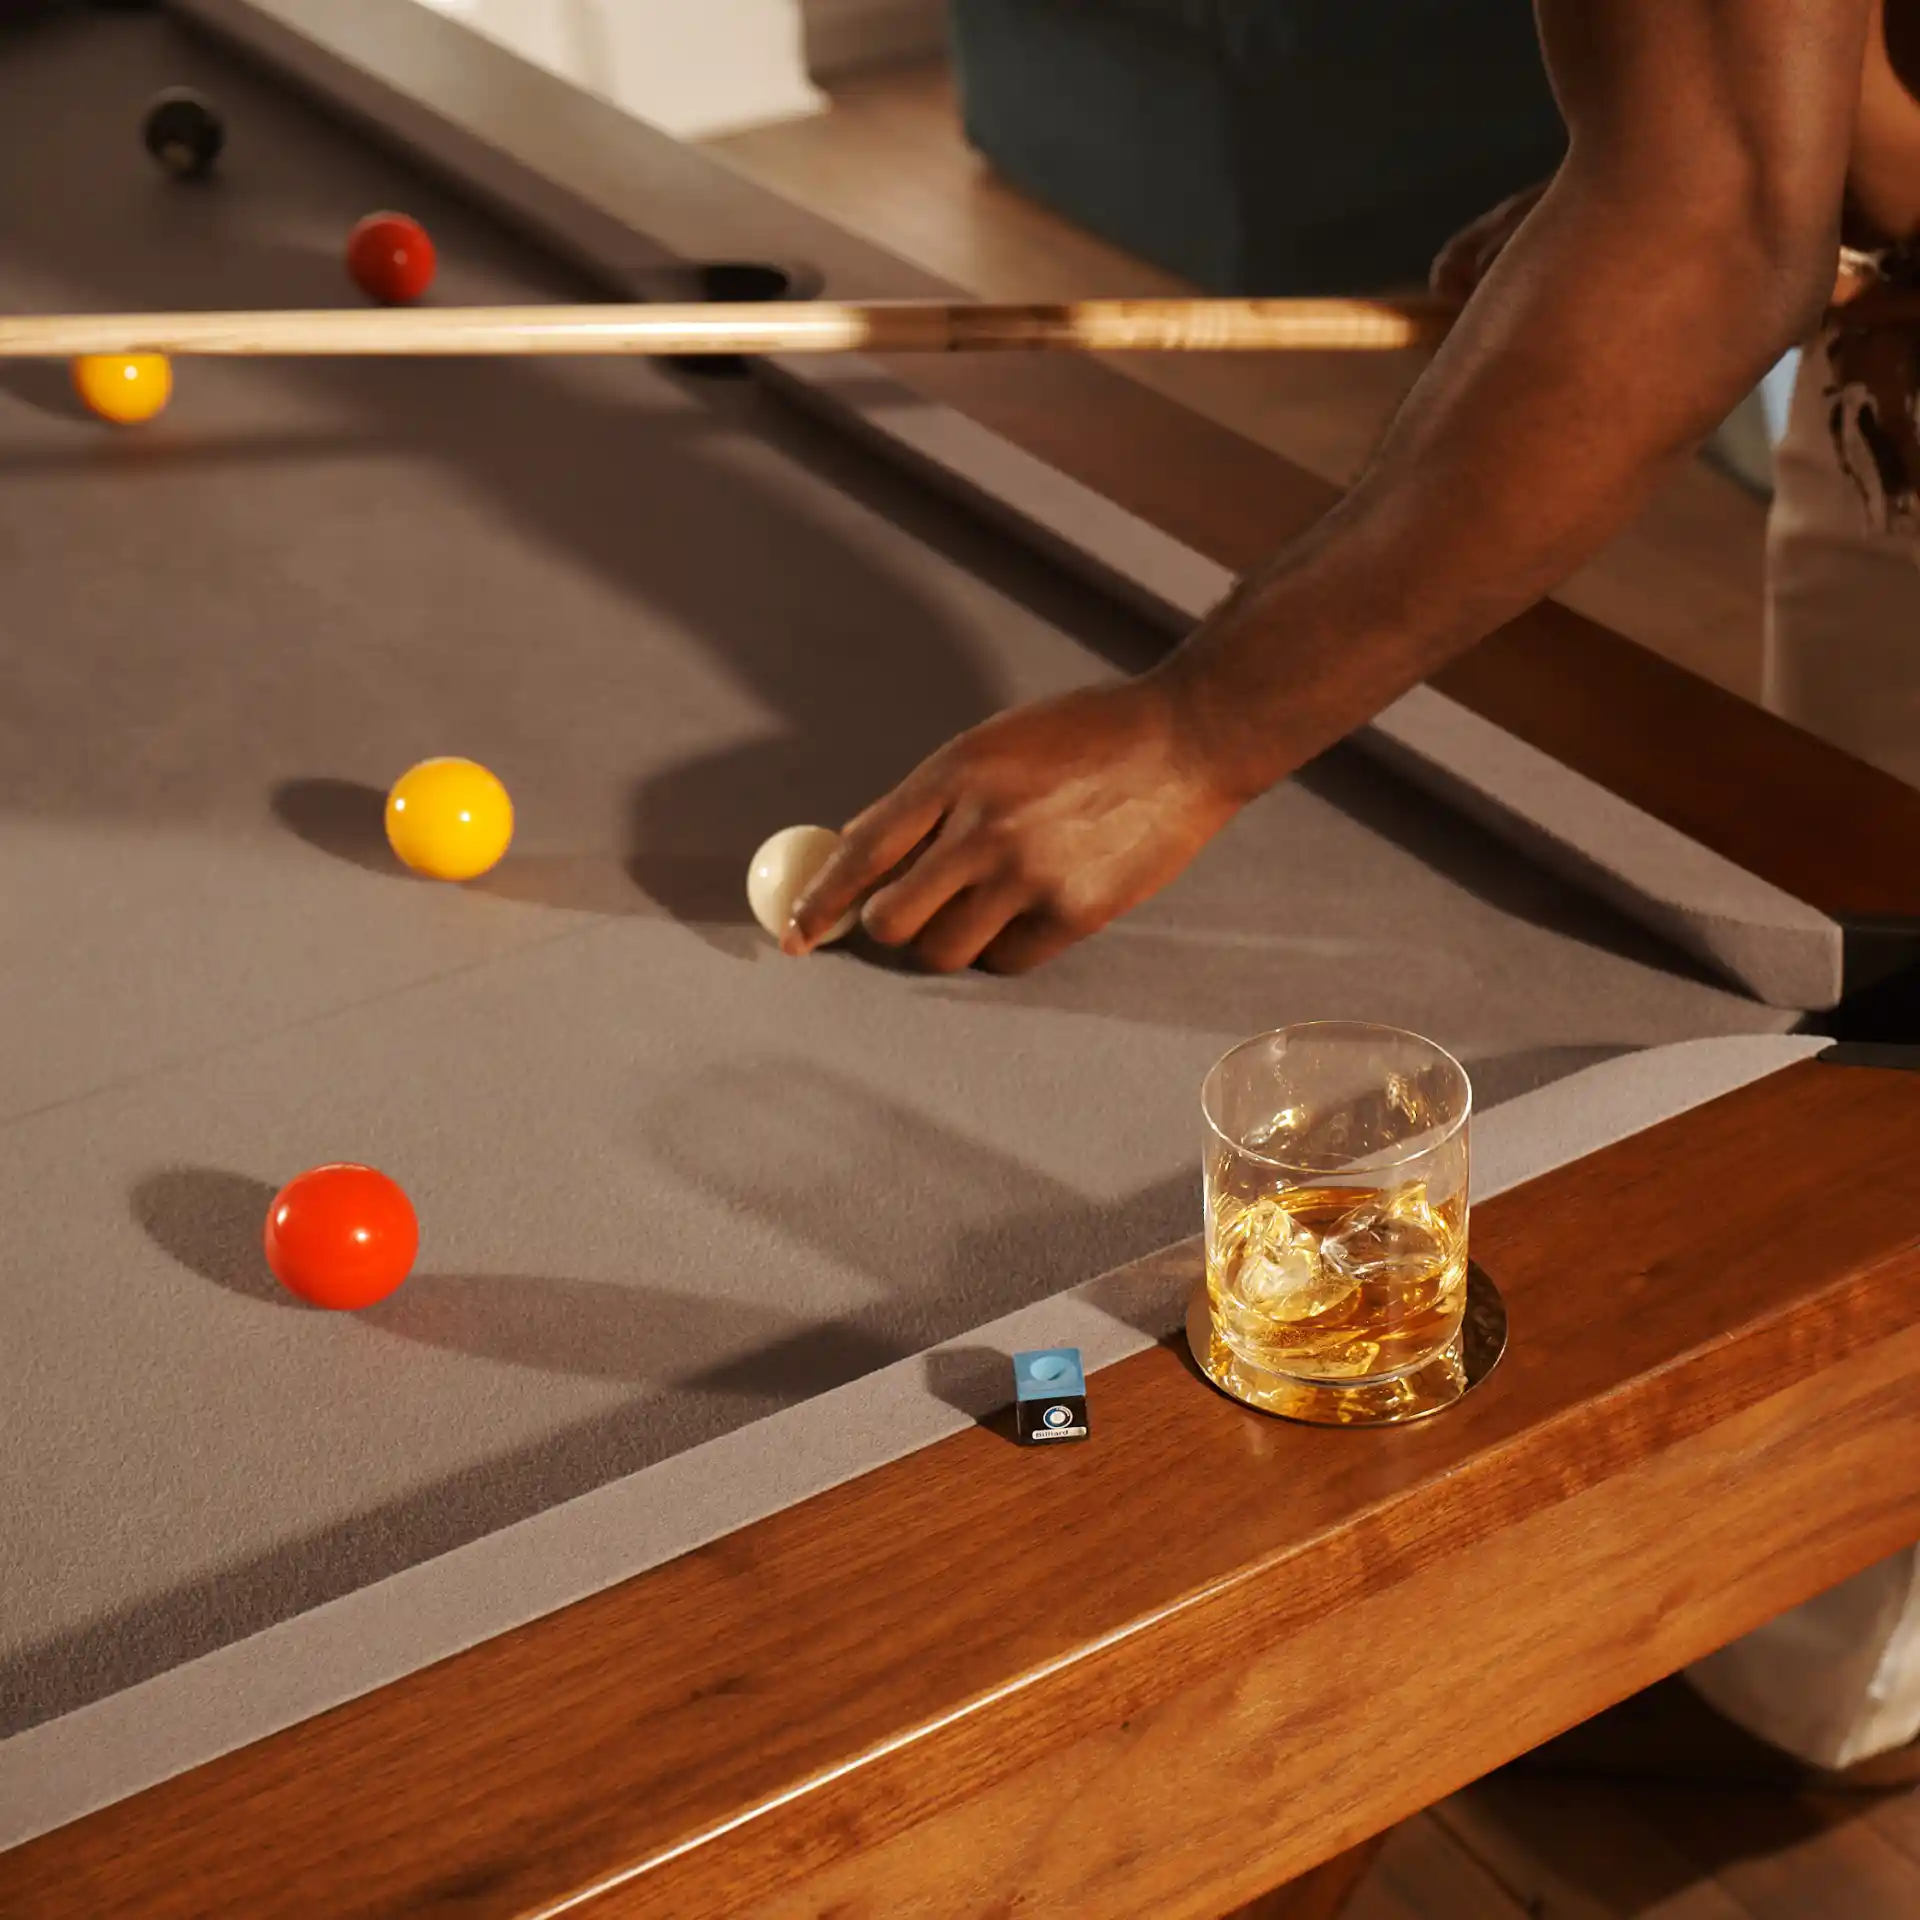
[1012,1347,1089,1444]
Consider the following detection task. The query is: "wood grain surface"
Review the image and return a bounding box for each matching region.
[12,1057,1920,1917]
[177,0,1920,931]
[1227,1837,1390,1920]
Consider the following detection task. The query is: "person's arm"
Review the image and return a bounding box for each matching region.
[1429,181,1550,305]
[790,0,1868,973]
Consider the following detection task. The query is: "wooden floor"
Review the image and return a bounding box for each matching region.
[710,62,1772,702]
[701,64,1920,1920]
[1349,1770,1920,1920]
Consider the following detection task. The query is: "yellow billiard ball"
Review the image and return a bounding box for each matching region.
[72,353,173,425]
[385,757,514,882]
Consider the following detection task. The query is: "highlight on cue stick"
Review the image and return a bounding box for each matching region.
[0,296,1457,361]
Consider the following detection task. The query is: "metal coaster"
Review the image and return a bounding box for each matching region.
[1185,1263,1508,1427]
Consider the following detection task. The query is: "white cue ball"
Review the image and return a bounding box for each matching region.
[747,824,858,946]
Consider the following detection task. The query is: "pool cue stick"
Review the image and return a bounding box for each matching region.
[0,296,1453,360]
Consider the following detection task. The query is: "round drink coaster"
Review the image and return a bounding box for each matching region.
[1185,1263,1507,1427]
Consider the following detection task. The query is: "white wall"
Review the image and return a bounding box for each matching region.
[412,0,947,140]
[805,0,949,79]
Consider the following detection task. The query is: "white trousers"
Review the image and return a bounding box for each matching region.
[1684,339,1920,1768]
[1764,331,1920,785]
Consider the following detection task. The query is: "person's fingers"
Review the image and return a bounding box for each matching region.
[1429,236,1473,303]
[976,909,1089,976]
[909,877,1031,975]
[857,813,998,949]
[1429,215,1493,302]
[783,782,946,955]
[1432,189,1543,303]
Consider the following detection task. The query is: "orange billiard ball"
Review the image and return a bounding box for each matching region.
[71,353,173,425]
[346,211,437,305]
[264,1163,419,1310]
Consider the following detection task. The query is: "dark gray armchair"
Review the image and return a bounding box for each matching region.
[949,0,1566,292]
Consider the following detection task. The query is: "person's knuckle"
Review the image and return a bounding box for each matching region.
[1022,872,1075,922]
[836,822,883,868]
[990,844,1036,887]
[1002,834,1062,885]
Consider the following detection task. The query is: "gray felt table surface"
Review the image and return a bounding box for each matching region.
[0,11,1796,1744]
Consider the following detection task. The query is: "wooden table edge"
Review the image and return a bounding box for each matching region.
[12,1056,1920,1916]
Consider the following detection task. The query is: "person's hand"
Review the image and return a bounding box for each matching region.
[783,676,1244,974]
[1430,182,1550,306]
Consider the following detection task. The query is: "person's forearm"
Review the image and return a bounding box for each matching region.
[1161,170,1837,800]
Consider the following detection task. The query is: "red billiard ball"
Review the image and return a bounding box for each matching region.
[264,1163,419,1310]
[345,211,436,305]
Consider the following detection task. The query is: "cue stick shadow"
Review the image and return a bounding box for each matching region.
[75,1153,973,1737]
[121,1043,1636,1346]
[640,1054,1196,1362]
[369,1279,903,1397]
[128,1162,903,1386]
[52,1148,1063,1740]
[131,1159,887,1374]
[132,1050,1204,1452]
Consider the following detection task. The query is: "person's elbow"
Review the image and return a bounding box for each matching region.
[1565,133,1843,352]
[1720,150,1846,344]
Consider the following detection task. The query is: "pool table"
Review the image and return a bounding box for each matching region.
[6,3,1920,1915]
